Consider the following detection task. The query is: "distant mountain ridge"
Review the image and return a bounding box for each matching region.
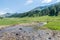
[1,2,60,17]
[31,2,60,11]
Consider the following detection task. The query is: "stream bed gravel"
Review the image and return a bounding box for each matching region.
[0,23,60,40]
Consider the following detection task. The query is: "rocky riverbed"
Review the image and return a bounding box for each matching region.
[0,22,60,40]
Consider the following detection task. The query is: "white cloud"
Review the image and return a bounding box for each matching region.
[25,0,33,5]
[0,8,11,15]
[56,0,60,2]
[41,0,52,3]
[4,8,10,11]
[0,11,6,15]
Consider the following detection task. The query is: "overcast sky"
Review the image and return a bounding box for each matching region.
[0,0,60,15]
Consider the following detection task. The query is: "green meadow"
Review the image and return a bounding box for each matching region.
[0,16,60,30]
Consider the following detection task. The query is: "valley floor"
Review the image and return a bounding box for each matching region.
[0,16,60,30]
[0,16,60,40]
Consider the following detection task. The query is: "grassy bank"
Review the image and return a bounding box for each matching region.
[0,16,60,30]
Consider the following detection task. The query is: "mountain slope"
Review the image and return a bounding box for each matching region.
[6,2,60,17]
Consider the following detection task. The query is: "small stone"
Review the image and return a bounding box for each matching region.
[16,33,19,36]
[29,32,30,33]
[24,31,26,33]
[19,28,22,30]
[46,33,49,34]
[0,29,1,31]
[48,37,51,40]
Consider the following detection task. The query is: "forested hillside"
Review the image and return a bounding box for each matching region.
[8,2,60,18]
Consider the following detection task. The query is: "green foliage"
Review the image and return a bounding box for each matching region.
[0,17,3,19]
